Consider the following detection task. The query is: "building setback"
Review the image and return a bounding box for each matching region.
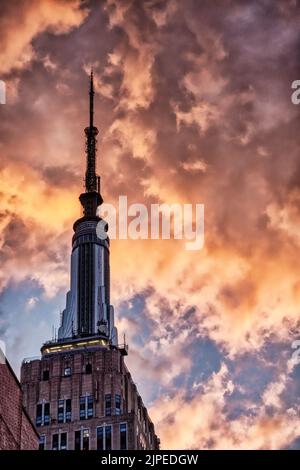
[0,349,39,450]
[20,73,160,451]
[21,347,158,450]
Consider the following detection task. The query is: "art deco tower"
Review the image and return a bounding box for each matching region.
[20,74,159,451]
[58,71,117,345]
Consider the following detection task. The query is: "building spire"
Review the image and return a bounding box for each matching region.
[85,69,99,193]
[89,68,94,129]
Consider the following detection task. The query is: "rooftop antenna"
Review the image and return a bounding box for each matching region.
[89,68,94,129]
[84,68,99,193]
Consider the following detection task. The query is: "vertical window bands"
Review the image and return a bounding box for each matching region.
[58,399,72,423]
[83,429,90,450]
[77,243,95,335]
[52,432,67,451]
[39,435,46,450]
[105,394,111,416]
[80,395,94,420]
[74,429,89,450]
[97,425,112,450]
[36,402,50,427]
[115,394,121,415]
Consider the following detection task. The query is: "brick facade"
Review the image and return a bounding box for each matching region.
[21,345,159,450]
[0,359,39,450]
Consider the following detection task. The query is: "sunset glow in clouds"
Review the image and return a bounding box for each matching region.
[1,0,300,449]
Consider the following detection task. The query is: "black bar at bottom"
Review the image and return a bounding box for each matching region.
[0,450,296,468]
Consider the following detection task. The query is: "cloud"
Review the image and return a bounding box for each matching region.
[0,162,75,295]
[150,364,300,450]
[0,0,88,74]
[104,0,156,110]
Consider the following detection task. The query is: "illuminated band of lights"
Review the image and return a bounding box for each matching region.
[42,338,109,355]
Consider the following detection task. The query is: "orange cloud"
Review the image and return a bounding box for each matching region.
[150,365,299,449]
[0,0,88,74]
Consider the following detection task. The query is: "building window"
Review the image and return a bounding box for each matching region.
[105,425,112,450]
[75,431,81,450]
[75,429,89,450]
[80,395,94,420]
[115,394,121,415]
[52,434,59,451]
[66,398,72,422]
[85,363,92,374]
[36,402,50,427]
[87,396,94,418]
[58,400,64,423]
[36,404,42,427]
[44,403,50,425]
[97,425,112,450]
[97,426,103,450]
[120,423,127,450]
[42,370,49,381]
[105,394,111,416]
[52,432,67,450]
[39,435,46,450]
[60,432,67,450]
[64,365,72,376]
[58,399,72,423]
[83,429,90,450]
[80,397,85,420]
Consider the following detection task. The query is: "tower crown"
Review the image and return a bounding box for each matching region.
[57,70,113,342]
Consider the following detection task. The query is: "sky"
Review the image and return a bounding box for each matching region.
[0,0,300,450]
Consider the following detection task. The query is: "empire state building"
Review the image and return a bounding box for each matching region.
[58,72,117,345]
[20,73,160,451]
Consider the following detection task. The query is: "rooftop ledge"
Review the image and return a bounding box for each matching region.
[41,335,110,356]
[22,336,128,363]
